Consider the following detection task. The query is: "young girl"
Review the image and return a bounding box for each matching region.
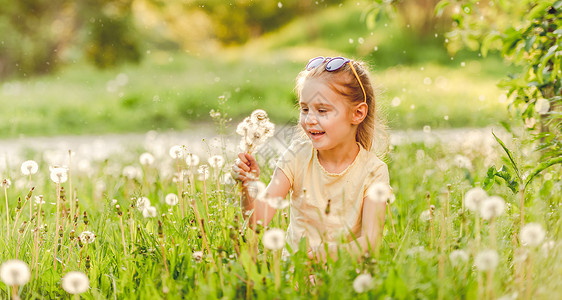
[233,56,390,260]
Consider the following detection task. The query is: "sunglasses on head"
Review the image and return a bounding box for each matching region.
[305,56,367,103]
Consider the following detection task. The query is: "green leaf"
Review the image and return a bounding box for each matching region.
[481,31,501,57]
[527,0,555,20]
[435,0,450,17]
[525,156,562,187]
[492,131,521,182]
[537,45,558,83]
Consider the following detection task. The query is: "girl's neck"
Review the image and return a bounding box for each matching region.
[316,141,360,173]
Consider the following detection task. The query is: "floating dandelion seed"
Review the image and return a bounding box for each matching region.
[474,249,499,272]
[520,223,546,247]
[21,160,39,175]
[464,187,488,212]
[237,109,275,153]
[535,98,550,114]
[169,145,183,159]
[49,167,68,184]
[139,153,155,166]
[353,273,374,293]
[197,165,210,181]
[262,228,285,250]
[208,155,225,169]
[165,193,179,206]
[0,259,31,286]
[34,195,45,204]
[142,206,157,218]
[185,153,200,167]
[122,165,141,180]
[366,182,392,203]
[449,249,469,267]
[79,231,96,244]
[480,196,505,220]
[62,271,89,295]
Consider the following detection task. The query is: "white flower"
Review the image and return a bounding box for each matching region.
[366,182,392,203]
[420,210,432,222]
[197,165,210,181]
[142,206,157,218]
[251,109,268,123]
[353,273,374,293]
[480,196,505,220]
[192,251,204,262]
[208,155,225,169]
[49,167,68,184]
[34,195,45,204]
[62,271,89,294]
[79,231,96,244]
[21,160,39,175]
[0,259,31,286]
[246,180,267,200]
[474,249,499,272]
[535,98,550,114]
[139,153,155,166]
[449,249,469,267]
[169,145,184,159]
[453,155,472,170]
[520,223,546,247]
[267,197,289,209]
[464,187,488,212]
[262,228,285,250]
[237,110,275,153]
[122,165,141,180]
[1,178,11,188]
[136,197,151,211]
[185,153,200,167]
[165,193,179,206]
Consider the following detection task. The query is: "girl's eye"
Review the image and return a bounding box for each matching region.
[318,109,327,113]
[301,108,309,113]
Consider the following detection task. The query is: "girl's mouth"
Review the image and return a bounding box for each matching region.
[309,130,325,139]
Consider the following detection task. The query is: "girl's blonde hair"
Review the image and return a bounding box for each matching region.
[294,58,388,156]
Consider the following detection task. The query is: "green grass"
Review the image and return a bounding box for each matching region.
[0,1,516,139]
[0,128,560,299]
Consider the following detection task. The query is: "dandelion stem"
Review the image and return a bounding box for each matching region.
[5,186,9,239]
[54,182,61,270]
[525,252,533,300]
[386,202,396,235]
[519,187,525,230]
[486,269,495,300]
[119,215,128,256]
[28,174,32,219]
[203,177,209,221]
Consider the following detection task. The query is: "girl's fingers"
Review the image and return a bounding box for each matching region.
[245,153,257,165]
[237,161,250,172]
[238,153,250,165]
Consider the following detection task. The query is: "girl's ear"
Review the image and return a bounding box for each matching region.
[351,102,368,125]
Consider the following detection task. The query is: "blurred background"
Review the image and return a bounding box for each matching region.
[0,0,519,139]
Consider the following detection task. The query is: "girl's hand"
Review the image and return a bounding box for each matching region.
[232,152,260,184]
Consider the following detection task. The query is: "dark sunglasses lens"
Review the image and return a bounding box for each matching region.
[325,57,348,71]
[306,57,325,71]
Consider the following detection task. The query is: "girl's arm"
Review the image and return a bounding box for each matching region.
[233,153,291,227]
[309,198,386,261]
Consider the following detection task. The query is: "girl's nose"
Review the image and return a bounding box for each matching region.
[305,112,318,125]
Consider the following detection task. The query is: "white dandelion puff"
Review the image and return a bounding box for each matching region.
[21,160,39,175]
[474,249,499,272]
[535,98,550,114]
[136,197,151,211]
[165,193,179,206]
[0,259,31,286]
[139,153,155,166]
[192,251,204,262]
[221,173,235,185]
[79,231,96,244]
[262,228,285,250]
[366,182,392,204]
[237,109,275,153]
[34,195,45,204]
[353,273,374,293]
[464,187,488,212]
[208,155,225,169]
[142,206,157,218]
[449,249,469,267]
[62,271,89,294]
[49,167,68,184]
[420,210,432,222]
[246,180,267,200]
[185,153,200,167]
[169,145,184,159]
[1,178,11,188]
[541,240,556,256]
[122,165,141,180]
[480,196,505,220]
[520,223,546,247]
[197,165,210,181]
[454,155,472,170]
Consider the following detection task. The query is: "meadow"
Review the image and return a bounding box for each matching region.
[0,112,560,299]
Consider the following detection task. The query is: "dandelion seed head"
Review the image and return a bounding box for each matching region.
[366,182,392,204]
[49,167,68,184]
[142,206,157,218]
[139,153,155,166]
[208,155,225,169]
[480,196,505,220]
[136,197,151,210]
[21,160,39,175]
[474,249,499,272]
[454,154,472,170]
[165,193,179,206]
[34,195,45,205]
[122,165,141,180]
[62,271,89,294]
[420,209,432,222]
[1,178,11,188]
[185,153,200,167]
[0,259,30,286]
[449,249,469,267]
[541,240,555,256]
[192,251,204,262]
[464,187,488,212]
[169,145,183,159]
[79,231,96,244]
[246,180,266,200]
[520,223,546,247]
[353,273,374,293]
[262,228,285,250]
[197,165,210,181]
[535,98,550,114]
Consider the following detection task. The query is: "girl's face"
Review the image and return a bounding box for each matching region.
[299,78,360,151]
